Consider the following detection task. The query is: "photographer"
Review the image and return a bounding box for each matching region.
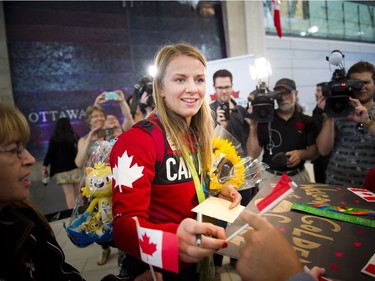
[246,78,318,182]
[316,61,375,187]
[210,69,249,153]
[130,77,155,115]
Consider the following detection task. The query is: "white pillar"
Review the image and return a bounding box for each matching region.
[244,0,267,59]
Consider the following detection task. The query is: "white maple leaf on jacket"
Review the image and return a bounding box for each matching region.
[113,150,144,192]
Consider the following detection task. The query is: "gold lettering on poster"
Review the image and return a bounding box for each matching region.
[291,215,341,263]
[301,215,341,232]
[294,247,310,258]
[266,213,292,223]
[293,237,321,249]
[293,227,333,241]
[300,185,338,205]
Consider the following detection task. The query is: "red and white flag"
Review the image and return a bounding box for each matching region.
[133,217,179,273]
[256,173,297,214]
[272,0,282,38]
[226,174,297,242]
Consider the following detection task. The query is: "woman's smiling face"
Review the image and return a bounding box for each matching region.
[159,55,206,125]
[89,109,106,129]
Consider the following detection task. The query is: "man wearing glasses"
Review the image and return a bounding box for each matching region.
[316,61,375,187]
[247,78,318,183]
[210,69,250,153]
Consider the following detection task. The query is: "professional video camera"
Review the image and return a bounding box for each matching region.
[137,81,154,108]
[322,50,363,118]
[248,81,281,123]
[130,76,154,116]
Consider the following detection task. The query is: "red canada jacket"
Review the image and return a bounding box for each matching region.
[110,116,199,259]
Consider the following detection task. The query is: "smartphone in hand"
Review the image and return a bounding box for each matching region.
[97,128,114,138]
[104,91,119,101]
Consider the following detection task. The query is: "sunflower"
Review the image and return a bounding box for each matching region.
[209,137,245,190]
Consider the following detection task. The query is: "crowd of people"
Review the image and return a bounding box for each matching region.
[1,42,374,280]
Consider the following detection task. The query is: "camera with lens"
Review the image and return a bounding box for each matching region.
[219,101,230,121]
[248,81,281,123]
[131,76,154,116]
[323,50,364,118]
[137,82,154,109]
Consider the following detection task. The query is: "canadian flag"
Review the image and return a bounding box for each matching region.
[226,173,297,242]
[272,0,282,38]
[256,174,297,214]
[133,217,179,273]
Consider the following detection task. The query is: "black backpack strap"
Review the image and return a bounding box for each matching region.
[133,118,166,170]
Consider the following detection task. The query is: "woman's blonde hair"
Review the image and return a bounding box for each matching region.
[0,103,30,146]
[153,42,213,175]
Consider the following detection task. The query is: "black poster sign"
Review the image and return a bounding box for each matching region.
[222,181,375,281]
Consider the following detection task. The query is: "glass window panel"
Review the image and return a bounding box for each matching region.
[264,0,374,43]
[344,2,359,40]
[327,1,344,38]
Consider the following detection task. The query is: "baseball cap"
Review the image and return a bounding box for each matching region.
[274,78,296,92]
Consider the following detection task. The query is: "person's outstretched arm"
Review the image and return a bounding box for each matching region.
[316,117,335,156]
[116,90,135,131]
[237,211,325,281]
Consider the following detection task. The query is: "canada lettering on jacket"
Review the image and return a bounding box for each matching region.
[166,156,192,181]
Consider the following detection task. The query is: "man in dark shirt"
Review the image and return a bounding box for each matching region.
[247,78,318,182]
[210,69,249,154]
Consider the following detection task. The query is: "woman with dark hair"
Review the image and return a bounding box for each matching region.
[42,117,81,209]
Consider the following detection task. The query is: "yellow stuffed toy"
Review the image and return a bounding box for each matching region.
[81,162,113,224]
[66,162,113,246]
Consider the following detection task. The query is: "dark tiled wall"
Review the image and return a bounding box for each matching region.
[3,1,225,160]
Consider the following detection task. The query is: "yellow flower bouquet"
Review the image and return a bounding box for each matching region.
[209,126,268,191]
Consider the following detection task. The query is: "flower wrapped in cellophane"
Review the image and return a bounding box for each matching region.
[209,126,268,192]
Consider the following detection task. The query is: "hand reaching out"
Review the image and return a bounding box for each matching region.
[236,211,325,281]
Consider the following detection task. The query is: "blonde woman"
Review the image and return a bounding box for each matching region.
[110,43,241,280]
